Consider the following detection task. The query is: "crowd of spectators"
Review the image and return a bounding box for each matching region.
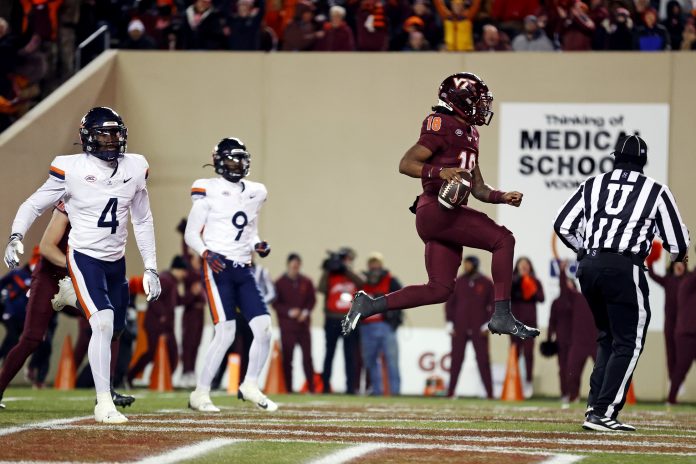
[1,0,695,131]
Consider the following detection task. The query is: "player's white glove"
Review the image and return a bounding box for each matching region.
[4,233,24,269]
[143,269,161,302]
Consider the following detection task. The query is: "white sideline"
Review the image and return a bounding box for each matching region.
[540,455,585,464]
[133,438,239,464]
[308,444,383,464]
[0,416,90,437]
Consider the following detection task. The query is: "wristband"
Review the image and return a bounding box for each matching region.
[421,164,441,179]
[489,190,505,204]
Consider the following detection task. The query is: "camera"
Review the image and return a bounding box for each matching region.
[321,248,354,273]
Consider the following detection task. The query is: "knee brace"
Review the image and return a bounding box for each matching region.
[249,314,272,343]
[89,310,114,339]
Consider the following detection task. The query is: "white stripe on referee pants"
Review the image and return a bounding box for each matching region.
[605,266,648,418]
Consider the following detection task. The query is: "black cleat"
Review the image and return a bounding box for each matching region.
[487,312,540,339]
[341,291,386,336]
[95,389,136,408]
[583,413,636,432]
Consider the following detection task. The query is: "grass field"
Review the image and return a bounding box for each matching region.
[0,387,695,463]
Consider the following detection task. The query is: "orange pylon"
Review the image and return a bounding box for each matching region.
[226,353,241,395]
[54,335,76,390]
[626,382,637,405]
[149,335,173,392]
[263,341,287,394]
[501,344,524,401]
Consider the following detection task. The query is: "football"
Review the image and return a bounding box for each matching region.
[437,171,473,209]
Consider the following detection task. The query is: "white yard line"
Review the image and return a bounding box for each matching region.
[308,444,383,464]
[133,438,239,464]
[129,417,696,439]
[0,416,90,437]
[61,424,696,456]
[540,455,585,464]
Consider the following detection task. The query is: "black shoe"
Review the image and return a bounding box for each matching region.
[112,389,136,408]
[341,291,386,336]
[487,302,540,340]
[582,413,636,432]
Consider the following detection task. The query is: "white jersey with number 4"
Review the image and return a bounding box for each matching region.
[10,153,157,268]
[184,177,267,263]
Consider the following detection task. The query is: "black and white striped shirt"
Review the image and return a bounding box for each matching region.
[554,168,690,262]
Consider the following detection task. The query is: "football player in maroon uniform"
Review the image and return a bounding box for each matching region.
[342,72,539,340]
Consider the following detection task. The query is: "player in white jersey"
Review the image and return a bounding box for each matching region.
[185,137,277,412]
[3,107,161,424]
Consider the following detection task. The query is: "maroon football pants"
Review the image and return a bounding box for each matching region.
[181,307,204,374]
[386,198,515,311]
[668,333,696,403]
[665,324,676,383]
[566,343,597,401]
[280,322,314,392]
[0,270,119,393]
[448,331,493,398]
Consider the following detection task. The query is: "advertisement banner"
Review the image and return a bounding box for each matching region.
[497,103,670,330]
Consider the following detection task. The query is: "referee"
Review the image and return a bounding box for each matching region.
[553,135,690,432]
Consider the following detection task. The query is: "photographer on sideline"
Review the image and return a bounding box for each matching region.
[318,247,365,394]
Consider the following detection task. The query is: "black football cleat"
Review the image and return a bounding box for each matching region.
[98,389,135,408]
[488,301,540,340]
[341,291,387,336]
[583,413,636,432]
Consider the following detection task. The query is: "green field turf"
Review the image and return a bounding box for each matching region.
[0,387,695,464]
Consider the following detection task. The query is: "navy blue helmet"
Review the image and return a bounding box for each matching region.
[212,137,250,183]
[79,107,127,161]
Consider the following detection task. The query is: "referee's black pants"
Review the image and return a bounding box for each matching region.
[576,252,651,419]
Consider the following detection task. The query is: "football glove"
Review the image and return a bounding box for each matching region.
[203,250,226,273]
[254,241,271,258]
[4,233,24,269]
[143,269,161,302]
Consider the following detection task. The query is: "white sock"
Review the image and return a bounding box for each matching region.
[244,315,272,385]
[196,320,236,391]
[96,392,112,406]
[88,310,114,395]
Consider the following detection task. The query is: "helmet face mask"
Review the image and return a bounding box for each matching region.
[438,73,494,126]
[212,138,251,183]
[80,107,127,161]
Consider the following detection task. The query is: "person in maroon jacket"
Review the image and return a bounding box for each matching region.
[559,261,597,404]
[668,263,695,404]
[181,253,206,388]
[315,6,356,51]
[648,257,687,385]
[510,257,544,397]
[272,253,317,393]
[547,279,572,403]
[127,257,187,384]
[445,256,494,398]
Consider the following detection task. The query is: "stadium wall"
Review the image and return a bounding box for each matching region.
[1,51,694,400]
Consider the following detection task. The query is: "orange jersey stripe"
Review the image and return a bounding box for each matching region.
[50,166,65,175]
[203,260,220,324]
[191,187,206,194]
[66,248,92,318]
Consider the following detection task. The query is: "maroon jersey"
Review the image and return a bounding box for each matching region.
[34,203,70,279]
[417,112,480,195]
[676,272,696,336]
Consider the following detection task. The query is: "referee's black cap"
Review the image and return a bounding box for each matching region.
[613,135,648,166]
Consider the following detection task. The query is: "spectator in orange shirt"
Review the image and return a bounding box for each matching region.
[432,0,480,51]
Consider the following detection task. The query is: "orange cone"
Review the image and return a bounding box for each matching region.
[626,382,637,405]
[129,311,149,379]
[54,335,76,390]
[263,340,287,394]
[226,353,241,395]
[149,335,173,392]
[381,353,390,397]
[501,344,524,401]
[300,373,324,394]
